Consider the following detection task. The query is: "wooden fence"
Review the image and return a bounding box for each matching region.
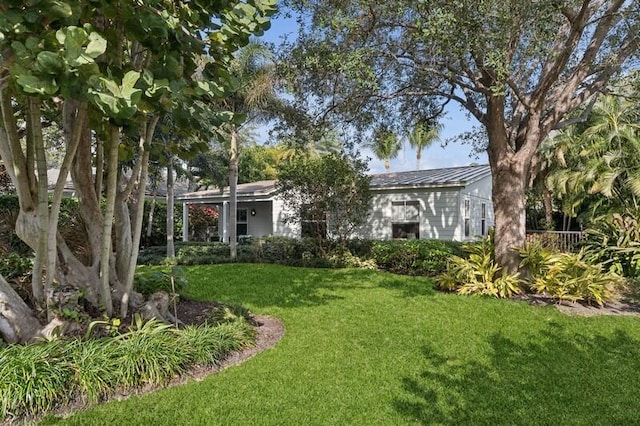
[525,230,584,252]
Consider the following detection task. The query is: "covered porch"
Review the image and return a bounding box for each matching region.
[177,180,278,243]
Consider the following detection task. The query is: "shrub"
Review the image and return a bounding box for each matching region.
[109,317,188,389]
[436,236,521,298]
[371,239,465,276]
[327,250,377,270]
[65,338,119,404]
[177,321,256,365]
[134,266,188,296]
[582,212,640,278]
[0,252,32,279]
[140,200,183,247]
[139,238,463,275]
[520,243,621,306]
[207,303,255,326]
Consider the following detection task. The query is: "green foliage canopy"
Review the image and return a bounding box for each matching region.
[276,153,372,252]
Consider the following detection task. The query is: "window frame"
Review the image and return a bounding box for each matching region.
[237,208,248,237]
[464,199,470,237]
[391,200,420,239]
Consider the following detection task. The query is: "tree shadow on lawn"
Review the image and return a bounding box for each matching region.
[376,275,435,298]
[188,265,406,309]
[393,322,640,425]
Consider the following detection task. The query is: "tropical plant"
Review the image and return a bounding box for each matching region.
[532,251,619,306]
[221,42,282,260]
[546,95,640,220]
[369,126,401,172]
[436,236,521,298]
[581,212,640,278]
[407,121,441,170]
[518,243,622,306]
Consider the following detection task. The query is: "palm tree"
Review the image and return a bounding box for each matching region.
[222,42,281,259]
[407,121,441,170]
[545,95,640,220]
[369,126,401,172]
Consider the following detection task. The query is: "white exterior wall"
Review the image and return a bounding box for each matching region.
[238,201,273,238]
[271,196,300,238]
[458,175,494,240]
[356,187,462,240]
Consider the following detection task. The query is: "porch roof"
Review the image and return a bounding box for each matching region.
[177,180,278,203]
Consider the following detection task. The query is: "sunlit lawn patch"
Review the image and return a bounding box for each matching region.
[44,264,640,425]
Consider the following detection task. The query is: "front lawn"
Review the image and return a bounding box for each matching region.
[44,264,640,425]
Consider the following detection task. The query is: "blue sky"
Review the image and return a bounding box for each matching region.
[260,13,488,173]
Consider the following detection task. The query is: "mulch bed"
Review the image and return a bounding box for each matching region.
[513,293,640,317]
[171,298,285,381]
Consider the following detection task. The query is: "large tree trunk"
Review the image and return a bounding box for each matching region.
[490,159,528,274]
[485,98,534,275]
[0,274,42,344]
[229,126,238,260]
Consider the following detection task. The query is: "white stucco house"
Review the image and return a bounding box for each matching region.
[177,164,494,242]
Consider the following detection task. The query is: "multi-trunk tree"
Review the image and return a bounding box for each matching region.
[284,0,640,273]
[0,0,275,343]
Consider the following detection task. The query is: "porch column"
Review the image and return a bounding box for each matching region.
[222,201,229,243]
[182,202,189,242]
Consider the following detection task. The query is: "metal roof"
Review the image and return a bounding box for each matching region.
[177,179,278,201]
[177,165,491,202]
[370,164,491,189]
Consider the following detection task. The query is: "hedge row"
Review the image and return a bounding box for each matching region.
[138,237,465,276]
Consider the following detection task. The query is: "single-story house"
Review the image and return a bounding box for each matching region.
[177,164,494,242]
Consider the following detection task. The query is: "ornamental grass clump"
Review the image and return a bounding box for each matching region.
[0,340,72,419]
[108,317,189,390]
[0,314,256,422]
[65,338,119,404]
[178,320,255,366]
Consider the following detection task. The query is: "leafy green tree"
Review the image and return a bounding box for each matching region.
[369,126,401,172]
[284,0,640,273]
[276,154,372,254]
[408,122,441,170]
[0,0,275,343]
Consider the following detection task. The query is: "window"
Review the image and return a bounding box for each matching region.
[464,199,470,237]
[237,208,248,237]
[481,203,486,236]
[392,201,420,239]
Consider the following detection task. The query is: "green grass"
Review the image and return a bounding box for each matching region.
[43,264,640,425]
